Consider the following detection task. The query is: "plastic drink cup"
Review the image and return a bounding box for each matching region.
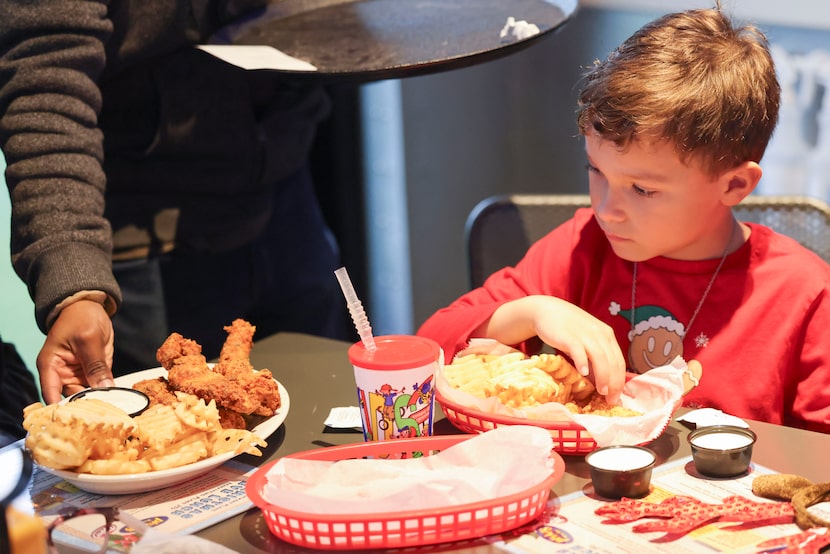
[348,335,441,442]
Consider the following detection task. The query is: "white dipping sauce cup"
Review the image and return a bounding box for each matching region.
[68,387,150,417]
[585,445,656,499]
[688,425,757,478]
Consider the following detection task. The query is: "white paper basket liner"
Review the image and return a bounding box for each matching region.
[437,340,686,446]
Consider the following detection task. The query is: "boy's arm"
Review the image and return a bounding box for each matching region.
[417,211,626,404]
[475,295,625,404]
[417,296,507,363]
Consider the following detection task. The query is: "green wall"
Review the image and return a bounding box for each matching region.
[0,152,44,383]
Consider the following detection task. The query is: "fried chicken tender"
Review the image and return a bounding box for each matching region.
[239,368,282,416]
[217,407,247,430]
[132,377,178,406]
[133,376,248,428]
[213,319,281,416]
[156,333,202,369]
[157,333,260,415]
[154,321,281,417]
[216,319,256,374]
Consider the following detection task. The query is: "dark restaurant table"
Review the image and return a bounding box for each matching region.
[197,332,830,552]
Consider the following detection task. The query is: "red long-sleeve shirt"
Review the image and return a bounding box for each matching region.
[419,208,830,433]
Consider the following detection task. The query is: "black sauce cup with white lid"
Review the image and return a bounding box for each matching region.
[687,425,756,478]
[585,445,656,499]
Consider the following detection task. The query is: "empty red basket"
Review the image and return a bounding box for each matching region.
[246,434,564,550]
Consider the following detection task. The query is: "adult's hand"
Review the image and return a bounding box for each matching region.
[37,300,115,404]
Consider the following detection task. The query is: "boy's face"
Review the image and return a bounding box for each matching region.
[584,131,731,262]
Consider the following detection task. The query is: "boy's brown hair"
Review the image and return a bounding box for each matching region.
[576,8,780,178]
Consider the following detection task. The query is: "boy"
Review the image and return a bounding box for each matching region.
[418,7,830,433]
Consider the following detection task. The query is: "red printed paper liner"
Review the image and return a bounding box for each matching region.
[246,435,564,550]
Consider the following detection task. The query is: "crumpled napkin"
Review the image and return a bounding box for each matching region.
[676,408,749,428]
[438,340,687,446]
[499,16,541,41]
[130,529,240,554]
[261,426,555,514]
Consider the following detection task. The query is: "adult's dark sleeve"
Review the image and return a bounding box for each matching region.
[0,0,122,332]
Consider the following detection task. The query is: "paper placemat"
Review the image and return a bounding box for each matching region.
[31,460,256,552]
[496,456,827,554]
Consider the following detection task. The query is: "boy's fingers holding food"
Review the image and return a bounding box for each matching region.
[583,339,626,405]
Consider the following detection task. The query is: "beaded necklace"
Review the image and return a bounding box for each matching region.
[629,219,739,338]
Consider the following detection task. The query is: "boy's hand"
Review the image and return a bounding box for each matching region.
[481,295,626,404]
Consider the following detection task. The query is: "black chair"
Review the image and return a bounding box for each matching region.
[465,194,830,288]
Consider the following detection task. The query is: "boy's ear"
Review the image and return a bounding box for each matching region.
[721,161,762,207]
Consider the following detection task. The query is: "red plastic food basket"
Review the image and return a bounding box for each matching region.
[437,386,681,456]
[246,435,564,550]
[436,390,599,454]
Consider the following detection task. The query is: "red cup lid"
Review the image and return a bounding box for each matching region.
[348,335,440,370]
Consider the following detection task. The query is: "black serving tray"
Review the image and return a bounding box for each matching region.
[212,0,577,82]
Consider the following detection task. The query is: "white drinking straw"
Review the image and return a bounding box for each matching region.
[334,267,377,351]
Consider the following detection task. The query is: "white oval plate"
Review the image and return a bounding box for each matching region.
[37,366,289,495]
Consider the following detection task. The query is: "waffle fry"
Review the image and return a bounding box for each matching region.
[211,428,267,456]
[443,354,494,397]
[78,458,152,475]
[51,398,137,433]
[487,352,537,375]
[172,391,221,431]
[89,434,136,461]
[142,429,211,471]
[134,404,185,451]
[484,367,566,407]
[21,402,58,432]
[25,422,93,470]
[444,351,637,416]
[23,399,135,470]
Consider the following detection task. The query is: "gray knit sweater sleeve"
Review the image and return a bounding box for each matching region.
[0,0,122,332]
